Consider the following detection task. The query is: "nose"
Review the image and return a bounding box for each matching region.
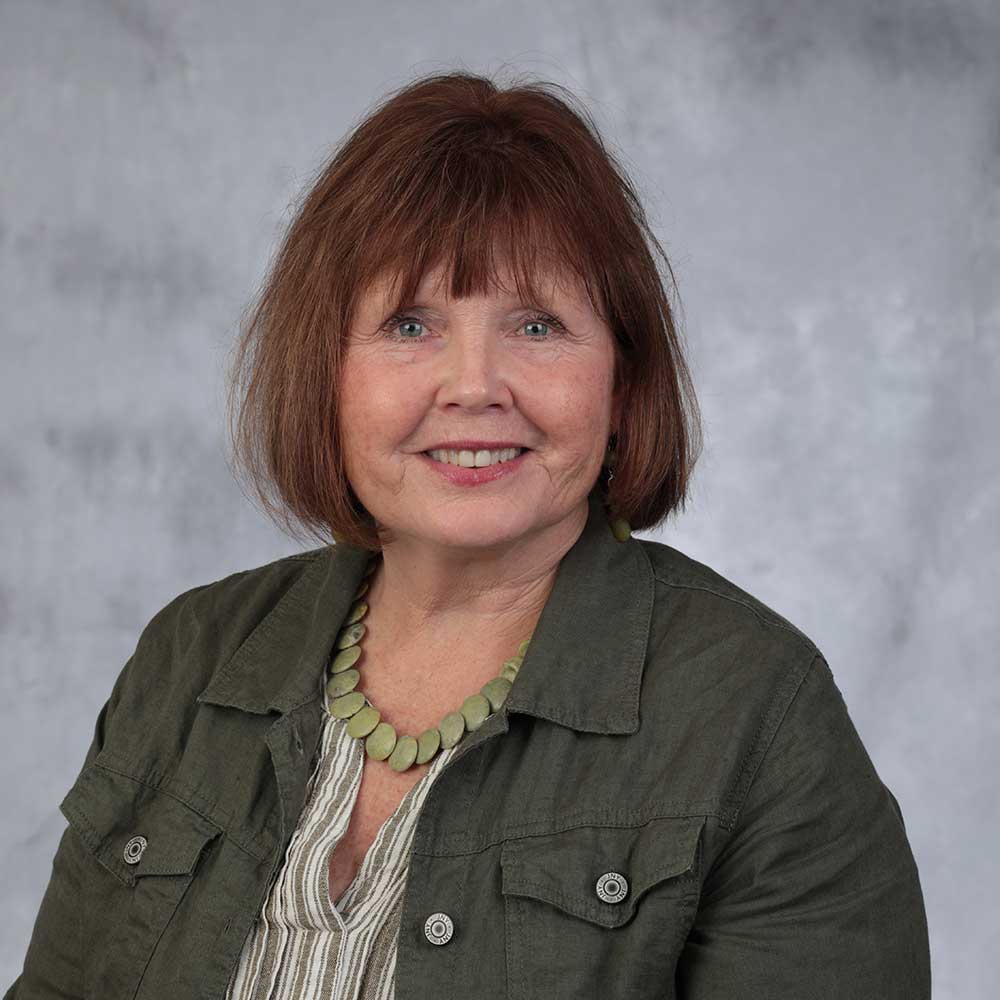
[436,328,512,411]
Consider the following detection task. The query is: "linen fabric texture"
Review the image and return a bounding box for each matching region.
[5,487,931,998]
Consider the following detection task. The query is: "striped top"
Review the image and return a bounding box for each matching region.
[225,706,459,1000]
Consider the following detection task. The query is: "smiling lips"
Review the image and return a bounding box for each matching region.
[424,447,524,468]
[419,447,529,485]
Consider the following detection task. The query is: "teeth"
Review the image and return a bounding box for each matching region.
[426,447,524,468]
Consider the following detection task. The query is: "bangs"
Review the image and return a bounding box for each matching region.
[348,131,611,325]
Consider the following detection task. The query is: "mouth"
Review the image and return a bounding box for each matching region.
[423,446,528,469]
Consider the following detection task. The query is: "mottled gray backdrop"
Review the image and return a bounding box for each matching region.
[2,1,997,995]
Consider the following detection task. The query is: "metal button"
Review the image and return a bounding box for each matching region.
[423,911,454,945]
[595,871,629,903]
[123,835,147,865]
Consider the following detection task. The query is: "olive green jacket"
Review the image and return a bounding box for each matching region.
[6,489,931,999]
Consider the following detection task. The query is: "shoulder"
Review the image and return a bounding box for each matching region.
[137,546,327,663]
[92,547,328,758]
[638,536,819,657]
[634,537,833,820]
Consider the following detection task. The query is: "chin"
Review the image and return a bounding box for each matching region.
[422,511,535,548]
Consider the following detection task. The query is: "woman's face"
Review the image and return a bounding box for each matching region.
[339,260,621,553]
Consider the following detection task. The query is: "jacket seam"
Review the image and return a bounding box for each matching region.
[649,570,818,652]
[169,551,317,617]
[76,826,88,995]
[415,808,720,857]
[718,650,821,830]
[90,757,270,864]
[61,797,103,860]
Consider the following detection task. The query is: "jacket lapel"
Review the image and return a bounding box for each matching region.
[198,486,653,736]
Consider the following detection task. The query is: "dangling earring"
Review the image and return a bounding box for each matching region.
[603,435,631,542]
[604,433,618,477]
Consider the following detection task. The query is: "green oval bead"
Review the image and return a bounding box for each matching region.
[329,691,366,718]
[346,705,380,738]
[353,578,370,599]
[415,728,441,764]
[481,676,513,711]
[461,693,491,732]
[502,657,522,673]
[610,517,632,542]
[517,638,531,658]
[344,600,368,625]
[326,668,360,698]
[388,735,419,772]
[336,622,366,649]
[365,722,397,760]
[500,663,519,683]
[330,645,362,673]
[439,711,466,749]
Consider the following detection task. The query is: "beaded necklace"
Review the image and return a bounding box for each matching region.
[326,511,632,772]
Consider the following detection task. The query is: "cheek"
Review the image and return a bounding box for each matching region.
[341,358,421,437]
[339,363,391,479]
[533,370,612,441]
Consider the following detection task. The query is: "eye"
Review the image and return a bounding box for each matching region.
[523,313,567,337]
[380,314,425,340]
[378,311,567,343]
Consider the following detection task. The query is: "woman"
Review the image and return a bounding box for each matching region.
[7,71,930,999]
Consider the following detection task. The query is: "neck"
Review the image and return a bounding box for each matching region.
[365,499,589,652]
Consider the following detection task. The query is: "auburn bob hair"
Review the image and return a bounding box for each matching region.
[225,70,702,552]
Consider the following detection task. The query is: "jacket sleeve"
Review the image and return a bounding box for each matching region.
[3,658,133,1000]
[675,652,931,999]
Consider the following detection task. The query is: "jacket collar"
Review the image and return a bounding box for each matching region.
[198,487,653,735]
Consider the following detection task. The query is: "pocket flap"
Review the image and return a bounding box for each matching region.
[60,762,221,887]
[500,815,704,928]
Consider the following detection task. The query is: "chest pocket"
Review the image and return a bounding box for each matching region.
[500,815,704,999]
[60,759,222,999]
